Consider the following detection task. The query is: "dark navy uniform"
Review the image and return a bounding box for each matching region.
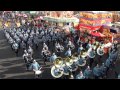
[83,66,92,79]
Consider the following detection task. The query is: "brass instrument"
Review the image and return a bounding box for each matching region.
[71,53,78,62]
[53,57,64,68]
[97,46,104,56]
[51,65,64,78]
[81,50,88,58]
[64,56,73,66]
[77,57,87,67]
[51,57,64,78]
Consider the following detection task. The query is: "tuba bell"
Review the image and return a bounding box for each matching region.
[53,57,64,68]
[97,46,104,56]
[71,53,78,62]
[64,56,74,66]
[51,65,64,78]
[77,56,87,67]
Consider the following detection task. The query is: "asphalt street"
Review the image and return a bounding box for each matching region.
[0,30,120,79]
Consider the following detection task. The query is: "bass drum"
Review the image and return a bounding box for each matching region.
[51,66,64,78]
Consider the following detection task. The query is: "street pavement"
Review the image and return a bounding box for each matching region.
[0,30,120,79]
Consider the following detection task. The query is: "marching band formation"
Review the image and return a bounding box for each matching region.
[2,12,119,79]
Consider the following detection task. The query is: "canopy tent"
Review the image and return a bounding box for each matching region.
[43,16,79,23]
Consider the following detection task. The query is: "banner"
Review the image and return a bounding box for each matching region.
[78,24,101,31]
[80,18,112,26]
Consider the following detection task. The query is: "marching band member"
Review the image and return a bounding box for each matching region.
[23,36,28,47]
[76,71,85,79]
[22,50,30,70]
[93,64,102,79]
[23,50,29,63]
[77,55,86,67]
[83,66,92,79]
[100,63,107,78]
[86,41,92,50]
[109,49,118,68]
[21,41,26,51]
[88,48,96,68]
[43,42,48,50]
[109,49,118,61]
[49,53,57,63]
[65,48,72,57]
[67,39,75,50]
[70,61,78,75]
[97,46,104,61]
[55,42,64,55]
[12,41,19,56]
[27,38,33,47]
[77,44,83,55]
[33,35,39,49]
[67,39,72,48]
[8,36,14,50]
[15,37,21,49]
[41,47,50,65]
[105,57,112,76]
[55,42,61,56]
[29,60,42,78]
[63,63,71,79]
[28,46,33,58]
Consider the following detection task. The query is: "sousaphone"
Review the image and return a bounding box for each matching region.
[53,57,64,68]
[97,46,104,56]
[64,56,74,66]
[81,50,88,58]
[71,53,78,62]
[51,65,64,78]
[77,57,86,67]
